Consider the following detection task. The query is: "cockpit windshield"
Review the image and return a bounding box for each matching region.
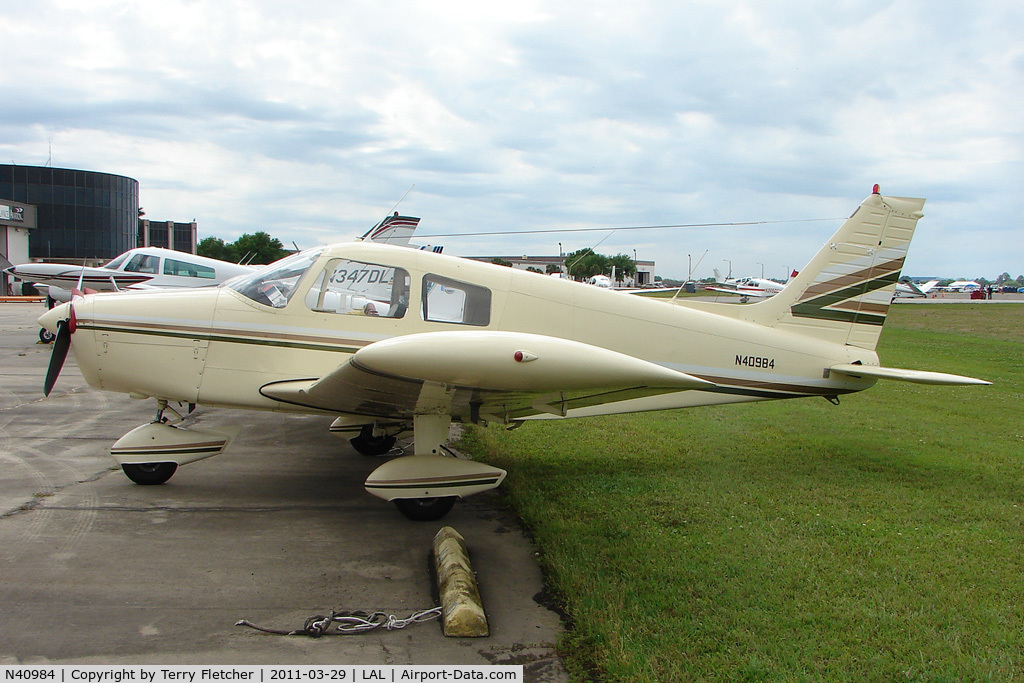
[226,247,325,308]
[104,253,130,270]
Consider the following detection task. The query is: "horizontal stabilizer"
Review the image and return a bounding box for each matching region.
[829,363,991,386]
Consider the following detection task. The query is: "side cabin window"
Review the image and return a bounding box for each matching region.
[123,253,159,274]
[305,258,410,319]
[422,274,491,326]
[163,257,216,279]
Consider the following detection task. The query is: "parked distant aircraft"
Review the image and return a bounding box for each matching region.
[6,247,257,304]
[37,188,988,521]
[8,214,426,342]
[894,279,939,298]
[6,248,257,342]
[707,269,794,302]
[942,280,981,292]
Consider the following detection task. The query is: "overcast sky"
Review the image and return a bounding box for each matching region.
[2,0,1021,280]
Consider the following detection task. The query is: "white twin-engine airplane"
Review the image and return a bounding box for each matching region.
[6,247,257,303]
[38,189,989,521]
[7,214,426,304]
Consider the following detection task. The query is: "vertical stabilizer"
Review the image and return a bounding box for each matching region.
[737,189,925,350]
[360,214,422,246]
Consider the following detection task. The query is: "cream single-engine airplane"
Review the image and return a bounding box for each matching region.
[38,188,989,520]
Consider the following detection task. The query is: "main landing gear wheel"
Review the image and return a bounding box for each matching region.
[39,328,55,343]
[350,426,397,456]
[121,462,178,485]
[393,496,457,521]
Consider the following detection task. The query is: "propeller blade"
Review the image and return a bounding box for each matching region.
[44,319,71,397]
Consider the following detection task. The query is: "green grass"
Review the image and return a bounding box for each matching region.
[460,304,1024,682]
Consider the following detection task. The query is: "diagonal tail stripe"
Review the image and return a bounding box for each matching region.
[791,269,902,326]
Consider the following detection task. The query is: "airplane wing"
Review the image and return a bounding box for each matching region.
[623,286,683,295]
[829,363,990,386]
[704,285,776,298]
[5,264,154,291]
[260,331,714,422]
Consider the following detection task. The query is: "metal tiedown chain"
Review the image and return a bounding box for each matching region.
[236,607,442,637]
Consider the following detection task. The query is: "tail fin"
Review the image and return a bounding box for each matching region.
[737,188,925,351]
[360,213,421,246]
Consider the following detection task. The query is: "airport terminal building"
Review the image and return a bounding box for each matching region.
[0,164,140,262]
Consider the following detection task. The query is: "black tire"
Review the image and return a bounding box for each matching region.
[39,327,56,344]
[122,462,178,485]
[393,496,457,521]
[350,426,397,456]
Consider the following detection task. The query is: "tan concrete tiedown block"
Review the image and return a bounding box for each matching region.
[433,526,489,637]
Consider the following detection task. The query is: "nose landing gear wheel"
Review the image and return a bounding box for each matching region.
[121,462,178,485]
[393,496,457,521]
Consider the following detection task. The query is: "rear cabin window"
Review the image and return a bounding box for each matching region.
[163,257,216,279]
[304,258,410,319]
[422,274,491,326]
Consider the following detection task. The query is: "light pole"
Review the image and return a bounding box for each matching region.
[723,259,732,279]
[757,262,764,279]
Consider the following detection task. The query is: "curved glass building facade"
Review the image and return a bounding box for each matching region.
[0,165,139,261]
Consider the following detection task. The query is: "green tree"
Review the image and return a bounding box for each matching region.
[564,249,611,280]
[490,258,514,268]
[197,236,236,262]
[609,253,637,284]
[234,232,289,265]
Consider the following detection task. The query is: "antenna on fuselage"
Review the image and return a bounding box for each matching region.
[360,185,417,242]
[389,184,415,215]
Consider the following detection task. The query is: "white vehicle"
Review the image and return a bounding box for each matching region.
[38,189,988,521]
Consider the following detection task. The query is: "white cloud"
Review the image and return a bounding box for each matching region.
[1,0,1021,278]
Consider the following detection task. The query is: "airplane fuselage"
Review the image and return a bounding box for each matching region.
[60,242,876,422]
[34,191,991,518]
